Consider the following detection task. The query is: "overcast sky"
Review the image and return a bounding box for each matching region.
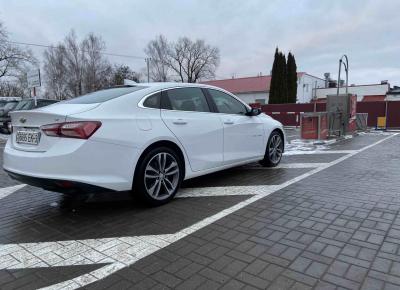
[1,0,399,85]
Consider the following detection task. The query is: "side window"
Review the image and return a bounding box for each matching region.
[143,92,161,109]
[165,88,210,112]
[208,89,247,115]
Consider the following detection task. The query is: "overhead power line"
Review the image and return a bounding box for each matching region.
[6,40,147,60]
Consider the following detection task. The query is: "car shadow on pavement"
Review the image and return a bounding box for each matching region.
[0,185,251,243]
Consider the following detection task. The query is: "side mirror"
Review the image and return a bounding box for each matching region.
[246,107,262,116]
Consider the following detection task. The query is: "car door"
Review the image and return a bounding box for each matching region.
[160,87,223,172]
[206,89,264,164]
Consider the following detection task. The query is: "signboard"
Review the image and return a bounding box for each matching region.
[27,69,41,88]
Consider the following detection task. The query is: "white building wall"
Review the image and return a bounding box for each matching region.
[315,84,389,101]
[235,92,269,104]
[297,74,325,103]
[386,94,400,101]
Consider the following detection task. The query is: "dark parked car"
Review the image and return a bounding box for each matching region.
[0,98,59,134]
[0,101,19,133]
[0,97,21,109]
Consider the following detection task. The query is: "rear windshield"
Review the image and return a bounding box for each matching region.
[62,86,147,104]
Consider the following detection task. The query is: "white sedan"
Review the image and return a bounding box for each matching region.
[3,83,284,205]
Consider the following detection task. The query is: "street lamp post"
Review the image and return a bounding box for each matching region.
[337,55,349,96]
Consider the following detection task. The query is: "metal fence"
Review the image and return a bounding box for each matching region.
[262,101,400,128]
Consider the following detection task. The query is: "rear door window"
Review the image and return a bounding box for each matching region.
[164,88,210,112]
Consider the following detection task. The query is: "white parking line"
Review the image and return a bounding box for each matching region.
[284,150,357,155]
[0,184,26,200]
[243,163,328,169]
[0,133,397,290]
[176,185,279,198]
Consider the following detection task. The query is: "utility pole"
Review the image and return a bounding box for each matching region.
[145,58,151,82]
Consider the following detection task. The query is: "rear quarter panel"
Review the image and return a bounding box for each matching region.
[65,93,193,181]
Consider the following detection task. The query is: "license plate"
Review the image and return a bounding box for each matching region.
[16,130,41,145]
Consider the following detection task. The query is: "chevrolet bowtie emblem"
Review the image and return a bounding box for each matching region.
[19,118,26,123]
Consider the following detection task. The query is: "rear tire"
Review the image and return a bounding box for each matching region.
[133,147,183,206]
[259,131,283,167]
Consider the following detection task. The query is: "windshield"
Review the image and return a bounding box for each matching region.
[62,86,147,104]
[3,102,18,111]
[13,100,32,111]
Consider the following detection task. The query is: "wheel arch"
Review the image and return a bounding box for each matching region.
[133,140,187,186]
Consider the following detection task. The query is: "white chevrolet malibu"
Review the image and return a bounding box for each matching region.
[3,83,284,205]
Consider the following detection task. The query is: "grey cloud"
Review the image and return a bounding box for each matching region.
[0,0,399,85]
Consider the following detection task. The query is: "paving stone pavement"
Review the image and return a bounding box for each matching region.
[0,133,399,289]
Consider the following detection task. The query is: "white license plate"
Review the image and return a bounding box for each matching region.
[16,130,41,145]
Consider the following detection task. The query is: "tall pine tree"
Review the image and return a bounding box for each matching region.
[269,48,298,104]
[269,48,280,104]
[280,52,288,103]
[287,52,298,103]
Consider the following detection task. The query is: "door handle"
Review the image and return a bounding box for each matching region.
[173,119,187,125]
[224,120,234,125]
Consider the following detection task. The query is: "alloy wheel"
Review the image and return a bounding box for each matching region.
[268,134,283,164]
[144,152,180,200]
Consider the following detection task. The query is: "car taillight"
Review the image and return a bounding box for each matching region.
[41,121,101,139]
[41,123,61,137]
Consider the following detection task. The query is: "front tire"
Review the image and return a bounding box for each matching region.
[134,147,182,206]
[259,131,283,167]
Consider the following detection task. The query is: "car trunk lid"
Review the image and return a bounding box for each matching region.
[10,103,100,152]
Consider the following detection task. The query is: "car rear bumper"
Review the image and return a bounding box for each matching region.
[5,169,114,194]
[3,138,140,192]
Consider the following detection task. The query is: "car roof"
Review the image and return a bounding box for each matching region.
[136,82,223,91]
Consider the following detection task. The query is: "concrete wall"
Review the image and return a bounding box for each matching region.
[315,84,390,101]
[235,92,269,104]
[297,74,325,103]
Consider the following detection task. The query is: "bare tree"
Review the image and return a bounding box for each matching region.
[0,21,36,96]
[144,35,170,82]
[43,30,113,99]
[145,36,220,83]
[63,30,85,97]
[168,37,220,83]
[0,22,35,79]
[0,80,24,97]
[43,44,69,99]
[82,33,112,93]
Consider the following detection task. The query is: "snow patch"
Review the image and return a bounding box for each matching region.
[358,130,395,136]
[284,139,331,155]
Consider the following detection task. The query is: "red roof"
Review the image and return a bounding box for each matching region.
[202,73,306,94]
[362,95,386,102]
[202,76,270,93]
